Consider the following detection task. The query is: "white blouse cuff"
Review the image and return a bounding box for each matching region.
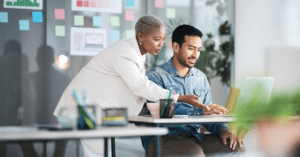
[172,93,179,103]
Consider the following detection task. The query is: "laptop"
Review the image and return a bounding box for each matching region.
[84,33,104,51]
[235,77,274,109]
[187,77,274,118]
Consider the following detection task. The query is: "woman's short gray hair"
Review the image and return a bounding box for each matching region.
[135,15,164,35]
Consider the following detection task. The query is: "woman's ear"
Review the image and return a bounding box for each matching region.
[137,32,144,42]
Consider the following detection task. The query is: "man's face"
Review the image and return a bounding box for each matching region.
[177,35,202,68]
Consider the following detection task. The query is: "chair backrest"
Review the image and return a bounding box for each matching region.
[138,103,149,116]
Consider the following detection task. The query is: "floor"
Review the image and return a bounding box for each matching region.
[4,130,266,157]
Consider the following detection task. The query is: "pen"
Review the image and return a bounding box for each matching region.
[161,87,173,116]
[72,90,94,129]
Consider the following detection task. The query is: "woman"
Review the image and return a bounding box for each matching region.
[54,15,209,156]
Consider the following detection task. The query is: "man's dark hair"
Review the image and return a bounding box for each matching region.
[172,25,203,47]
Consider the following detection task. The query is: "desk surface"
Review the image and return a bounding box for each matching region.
[0,125,168,142]
[129,115,235,124]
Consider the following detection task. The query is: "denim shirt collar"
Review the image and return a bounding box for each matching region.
[167,58,195,77]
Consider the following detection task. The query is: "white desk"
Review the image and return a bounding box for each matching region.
[0,126,168,157]
[129,115,235,157]
[129,115,235,125]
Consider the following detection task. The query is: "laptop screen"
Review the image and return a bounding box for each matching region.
[235,77,274,109]
[85,33,103,45]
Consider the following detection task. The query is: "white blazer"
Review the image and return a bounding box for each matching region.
[53,37,170,156]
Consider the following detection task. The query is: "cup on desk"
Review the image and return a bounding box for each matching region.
[159,99,174,118]
[146,103,160,118]
[56,107,78,130]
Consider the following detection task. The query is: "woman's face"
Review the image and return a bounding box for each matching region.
[141,25,166,56]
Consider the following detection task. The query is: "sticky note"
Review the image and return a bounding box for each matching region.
[96,1,103,8]
[74,15,84,26]
[0,12,8,23]
[155,0,164,8]
[110,30,120,41]
[55,9,65,20]
[126,30,135,39]
[93,16,102,27]
[103,2,109,8]
[126,0,135,7]
[32,12,43,23]
[84,1,89,7]
[166,8,175,19]
[91,1,96,7]
[19,20,29,31]
[110,16,120,27]
[125,11,134,21]
[77,1,83,7]
[55,25,65,36]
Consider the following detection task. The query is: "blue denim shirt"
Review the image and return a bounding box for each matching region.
[141,58,229,150]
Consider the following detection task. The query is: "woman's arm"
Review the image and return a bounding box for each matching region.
[114,51,210,111]
[114,52,170,101]
[178,95,210,111]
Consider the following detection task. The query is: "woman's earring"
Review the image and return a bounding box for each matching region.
[139,41,143,45]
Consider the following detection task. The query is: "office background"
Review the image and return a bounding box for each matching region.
[0,0,235,126]
[1,0,300,156]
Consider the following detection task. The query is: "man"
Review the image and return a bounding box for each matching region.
[142,25,245,157]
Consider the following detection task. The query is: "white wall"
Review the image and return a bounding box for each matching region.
[235,0,300,88]
[268,47,300,95]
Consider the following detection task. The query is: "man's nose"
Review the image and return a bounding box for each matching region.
[192,50,198,58]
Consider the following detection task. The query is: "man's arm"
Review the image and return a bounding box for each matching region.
[197,77,230,134]
[147,69,210,111]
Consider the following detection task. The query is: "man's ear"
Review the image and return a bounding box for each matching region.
[172,42,180,55]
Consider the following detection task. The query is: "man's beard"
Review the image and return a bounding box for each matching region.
[178,54,194,68]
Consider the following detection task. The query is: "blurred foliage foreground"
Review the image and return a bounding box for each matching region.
[230,86,300,139]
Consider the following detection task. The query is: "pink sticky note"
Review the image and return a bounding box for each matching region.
[125,11,134,21]
[55,9,65,20]
[97,1,103,8]
[155,0,164,8]
[91,1,96,7]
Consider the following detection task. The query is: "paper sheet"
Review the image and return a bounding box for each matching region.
[4,0,43,10]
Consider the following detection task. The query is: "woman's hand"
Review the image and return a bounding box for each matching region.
[178,95,210,111]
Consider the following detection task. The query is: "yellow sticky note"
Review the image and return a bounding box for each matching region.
[110,16,120,27]
[74,15,84,26]
[166,8,175,19]
[55,26,65,36]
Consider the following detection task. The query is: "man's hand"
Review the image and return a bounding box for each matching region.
[178,95,210,111]
[204,104,228,115]
[220,129,244,150]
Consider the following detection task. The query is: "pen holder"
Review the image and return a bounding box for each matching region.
[77,105,98,130]
[102,108,128,126]
[159,99,174,118]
